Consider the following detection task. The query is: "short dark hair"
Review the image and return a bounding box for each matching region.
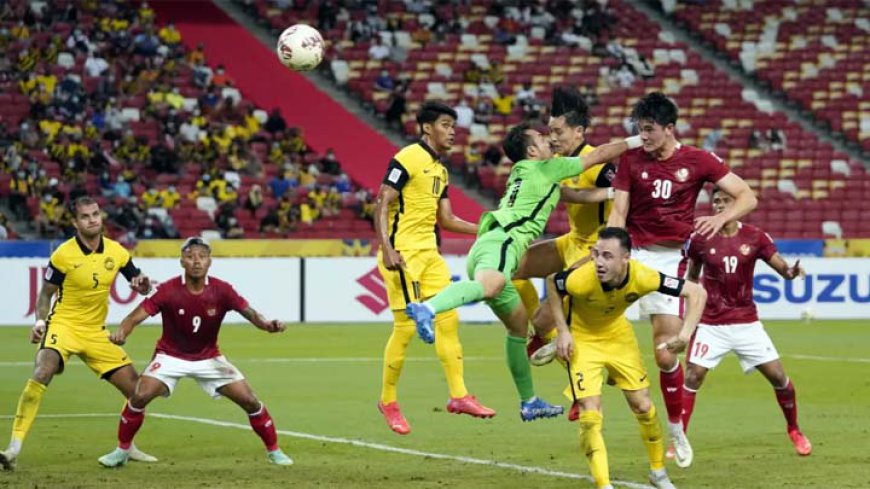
[181,236,211,254]
[71,196,99,216]
[597,227,632,252]
[550,86,589,128]
[502,121,535,163]
[631,92,678,127]
[711,186,723,197]
[416,101,457,133]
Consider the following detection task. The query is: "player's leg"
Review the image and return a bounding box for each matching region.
[98,375,165,468]
[651,314,685,427]
[0,348,63,470]
[218,379,292,465]
[736,322,811,455]
[511,238,562,323]
[568,351,610,489]
[681,363,709,433]
[623,389,674,489]
[377,255,419,434]
[86,335,157,463]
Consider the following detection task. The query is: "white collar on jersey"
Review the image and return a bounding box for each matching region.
[181,274,210,286]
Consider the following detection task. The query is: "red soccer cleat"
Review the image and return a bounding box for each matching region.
[567,400,580,422]
[526,334,546,359]
[377,401,411,435]
[788,429,812,456]
[447,395,496,418]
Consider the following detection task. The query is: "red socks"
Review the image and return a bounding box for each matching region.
[248,405,279,451]
[660,362,685,424]
[118,402,145,450]
[775,379,799,431]
[681,385,697,432]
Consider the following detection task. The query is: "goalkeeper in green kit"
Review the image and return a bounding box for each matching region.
[407,121,640,421]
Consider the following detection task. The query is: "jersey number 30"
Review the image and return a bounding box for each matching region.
[651,179,672,199]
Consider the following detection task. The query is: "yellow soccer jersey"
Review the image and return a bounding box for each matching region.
[561,143,616,241]
[554,259,684,337]
[44,236,140,330]
[381,140,449,251]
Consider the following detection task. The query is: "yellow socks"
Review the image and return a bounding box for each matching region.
[635,405,665,471]
[10,379,47,455]
[434,310,468,399]
[380,313,416,404]
[513,279,540,318]
[578,410,609,488]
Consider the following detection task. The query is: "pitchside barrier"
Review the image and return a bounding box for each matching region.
[0,257,867,325]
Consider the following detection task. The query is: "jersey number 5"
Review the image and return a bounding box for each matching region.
[651,179,672,199]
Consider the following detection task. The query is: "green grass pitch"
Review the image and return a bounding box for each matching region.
[0,321,868,488]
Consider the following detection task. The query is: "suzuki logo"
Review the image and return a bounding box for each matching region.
[355,267,389,314]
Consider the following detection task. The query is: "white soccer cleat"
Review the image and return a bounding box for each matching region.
[668,422,693,468]
[267,449,294,466]
[0,449,17,471]
[98,447,130,468]
[649,468,677,489]
[528,338,557,366]
[128,444,158,463]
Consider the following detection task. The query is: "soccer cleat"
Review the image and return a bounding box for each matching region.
[98,448,130,468]
[648,468,677,489]
[0,449,16,471]
[267,449,294,466]
[405,303,435,344]
[788,429,812,456]
[377,400,411,435]
[520,397,564,422]
[446,395,496,418]
[567,400,580,422]
[665,443,675,460]
[528,336,557,366]
[668,422,693,468]
[127,444,158,463]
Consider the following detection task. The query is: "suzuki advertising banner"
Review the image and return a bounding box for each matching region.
[0,257,866,325]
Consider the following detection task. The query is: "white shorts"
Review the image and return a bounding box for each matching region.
[632,246,686,317]
[143,353,246,399]
[688,322,780,373]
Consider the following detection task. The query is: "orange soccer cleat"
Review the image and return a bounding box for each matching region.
[377,401,411,435]
[446,395,496,418]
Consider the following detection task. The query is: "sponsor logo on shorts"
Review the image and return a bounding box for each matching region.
[149,362,161,372]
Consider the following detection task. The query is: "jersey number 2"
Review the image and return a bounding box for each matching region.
[651,179,672,199]
[192,315,202,333]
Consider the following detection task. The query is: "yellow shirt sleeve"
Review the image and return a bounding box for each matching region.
[633,261,664,296]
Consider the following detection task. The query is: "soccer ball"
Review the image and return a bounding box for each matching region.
[276,24,325,72]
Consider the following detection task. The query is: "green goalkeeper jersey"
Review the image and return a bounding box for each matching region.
[480,156,584,253]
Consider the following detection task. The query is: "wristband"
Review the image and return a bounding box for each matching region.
[624,135,643,149]
[606,187,616,200]
[35,319,46,328]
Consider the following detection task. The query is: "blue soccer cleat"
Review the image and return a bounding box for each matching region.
[405,303,435,344]
[520,397,564,422]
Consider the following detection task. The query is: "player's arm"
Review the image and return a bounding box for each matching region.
[765,254,805,281]
[436,188,477,235]
[375,158,411,270]
[695,172,758,238]
[110,305,150,345]
[239,306,285,333]
[31,282,59,344]
[685,258,703,283]
[576,136,641,170]
[560,186,613,204]
[546,269,575,362]
[606,190,629,228]
[656,274,707,353]
[119,256,152,295]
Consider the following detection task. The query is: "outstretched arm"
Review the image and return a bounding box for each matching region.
[695,172,758,238]
[239,306,285,333]
[606,189,629,228]
[560,186,613,204]
[578,136,641,170]
[766,254,805,281]
[110,305,151,345]
[437,197,478,235]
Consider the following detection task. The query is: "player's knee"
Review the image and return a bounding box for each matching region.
[628,396,652,415]
[654,349,678,370]
[684,366,705,389]
[32,361,58,385]
[577,409,603,431]
[241,397,262,414]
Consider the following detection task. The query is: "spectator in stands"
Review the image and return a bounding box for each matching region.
[244,184,264,217]
[335,173,352,194]
[492,91,514,116]
[325,187,342,217]
[384,85,407,131]
[635,55,655,80]
[84,49,110,77]
[368,38,390,61]
[749,129,767,150]
[113,175,132,199]
[0,212,10,240]
[142,188,162,208]
[269,172,291,199]
[158,21,181,46]
[356,189,375,225]
[319,149,342,175]
[768,129,787,151]
[454,99,474,129]
[299,197,316,225]
[192,59,212,88]
[187,42,206,66]
[36,193,61,237]
[703,129,722,152]
[216,203,244,239]
[211,65,233,88]
[8,170,32,220]
[265,108,287,134]
[464,61,484,84]
[160,186,181,209]
[483,144,502,166]
[139,216,169,239]
[276,194,299,232]
[374,69,395,92]
[133,26,161,56]
[474,96,495,125]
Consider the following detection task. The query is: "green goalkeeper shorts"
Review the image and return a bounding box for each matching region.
[466,227,522,317]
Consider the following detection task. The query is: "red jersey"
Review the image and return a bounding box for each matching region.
[141,276,249,360]
[685,223,777,325]
[613,144,730,247]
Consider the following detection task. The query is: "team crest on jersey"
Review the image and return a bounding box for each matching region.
[104,257,115,270]
[710,248,716,255]
[675,168,689,182]
[207,308,217,316]
[179,309,185,315]
[625,292,640,303]
[641,171,649,179]
[740,244,751,256]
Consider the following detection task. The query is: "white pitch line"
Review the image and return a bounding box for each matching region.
[0,412,652,489]
[787,354,870,364]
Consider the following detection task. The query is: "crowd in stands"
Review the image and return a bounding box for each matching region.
[0,0,373,241]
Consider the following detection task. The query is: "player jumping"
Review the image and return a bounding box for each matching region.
[682,187,811,457]
[607,92,757,467]
[97,237,293,467]
[406,121,639,421]
[547,227,706,489]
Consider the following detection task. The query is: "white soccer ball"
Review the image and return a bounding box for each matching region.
[276,24,325,72]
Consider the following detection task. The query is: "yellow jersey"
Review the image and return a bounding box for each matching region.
[44,236,140,330]
[561,143,616,242]
[554,259,684,338]
[381,140,449,251]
